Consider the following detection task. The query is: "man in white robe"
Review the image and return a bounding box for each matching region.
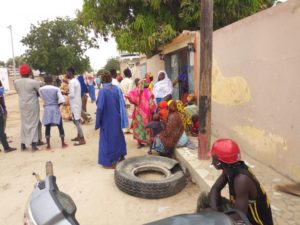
[14,64,41,150]
[66,67,86,145]
[110,69,120,87]
[120,68,133,133]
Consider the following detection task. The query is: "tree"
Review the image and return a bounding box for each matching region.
[21,17,98,74]
[104,57,120,72]
[96,68,108,77]
[0,61,5,67]
[6,55,26,68]
[78,0,274,55]
[181,0,276,30]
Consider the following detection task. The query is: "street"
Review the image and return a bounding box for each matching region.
[0,92,200,225]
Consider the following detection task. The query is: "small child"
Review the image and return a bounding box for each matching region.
[145,113,162,154]
[190,114,200,137]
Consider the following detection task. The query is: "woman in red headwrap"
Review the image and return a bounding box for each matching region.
[158,101,169,121]
[152,100,184,157]
[125,79,156,148]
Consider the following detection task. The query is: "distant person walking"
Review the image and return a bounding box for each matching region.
[39,74,68,149]
[95,71,128,168]
[14,64,41,151]
[66,67,86,146]
[86,73,96,103]
[95,76,101,89]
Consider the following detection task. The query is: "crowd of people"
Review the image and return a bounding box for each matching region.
[95,69,200,167]
[0,64,102,152]
[94,69,274,224]
[1,64,200,158]
[0,64,274,224]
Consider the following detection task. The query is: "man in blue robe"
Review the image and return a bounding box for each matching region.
[95,71,128,168]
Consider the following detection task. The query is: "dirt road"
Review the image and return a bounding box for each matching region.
[0,92,200,225]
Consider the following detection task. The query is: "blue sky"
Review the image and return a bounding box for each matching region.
[0,0,119,70]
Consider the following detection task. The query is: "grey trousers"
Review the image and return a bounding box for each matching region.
[73,119,84,138]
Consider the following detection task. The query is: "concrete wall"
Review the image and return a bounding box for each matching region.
[119,58,141,80]
[212,0,300,181]
[140,54,165,81]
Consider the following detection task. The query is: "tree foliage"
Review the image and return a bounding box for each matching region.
[78,0,274,55]
[0,61,5,67]
[96,68,108,77]
[104,57,120,72]
[21,17,98,74]
[6,56,26,68]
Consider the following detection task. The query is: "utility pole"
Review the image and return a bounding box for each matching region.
[198,0,213,160]
[7,25,16,79]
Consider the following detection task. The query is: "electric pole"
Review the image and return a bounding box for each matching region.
[7,25,16,79]
[198,0,213,160]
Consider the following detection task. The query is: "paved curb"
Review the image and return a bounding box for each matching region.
[175,147,211,191]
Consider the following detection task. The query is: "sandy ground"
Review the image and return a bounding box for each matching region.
[0,92,200,225]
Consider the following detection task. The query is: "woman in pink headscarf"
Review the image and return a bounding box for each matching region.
[125,79,156,148]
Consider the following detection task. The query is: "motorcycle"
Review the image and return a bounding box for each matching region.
[23,162,250,225]
[145,209,251,225]
[24,161,79,225]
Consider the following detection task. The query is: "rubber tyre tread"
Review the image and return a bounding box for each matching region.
[114,156,187,199]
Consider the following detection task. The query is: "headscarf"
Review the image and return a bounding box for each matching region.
[158,101,169,121]
[153,70,173,99]
[19,64,31,76]
[187,94,196,104]
[138,78,151,91]
[145,72,153,80]
[176,100,192,131]
[158,100,183,149]
[168,100,177,112]
[145,72,154,91]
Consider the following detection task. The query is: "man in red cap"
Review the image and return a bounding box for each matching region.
[14,64,41,151]
[196,138,273,225]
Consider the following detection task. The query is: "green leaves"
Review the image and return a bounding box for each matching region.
[104,58,120,71]
[21,17,97,74]
[79,0,275,55]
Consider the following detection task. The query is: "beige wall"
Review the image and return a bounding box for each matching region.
[143,54,165,81]
[119,58,141,80]
[212,0,300,181]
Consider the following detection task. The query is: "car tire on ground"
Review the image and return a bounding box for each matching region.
[114,156,187,199]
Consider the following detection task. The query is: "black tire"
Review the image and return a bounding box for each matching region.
[114,156,187,199]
